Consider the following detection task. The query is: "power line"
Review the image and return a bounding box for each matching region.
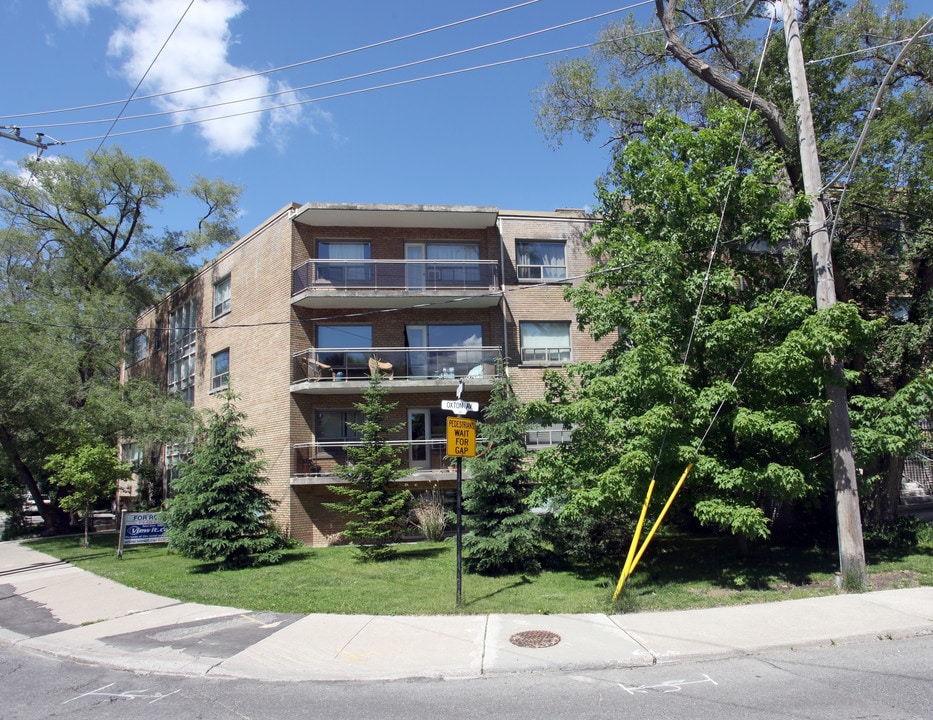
[12,3,647,135]
[0,260,648,336]
[27,10,744,146]
[1,0,547,121]
[82,0,197,165]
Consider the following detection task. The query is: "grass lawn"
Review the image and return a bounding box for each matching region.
[25,530,933,616]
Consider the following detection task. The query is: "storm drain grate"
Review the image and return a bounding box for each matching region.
[508,630,562,648]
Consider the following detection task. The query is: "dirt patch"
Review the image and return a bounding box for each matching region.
[867,570,922,590]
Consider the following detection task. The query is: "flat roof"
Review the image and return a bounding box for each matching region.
[292,202,500,230]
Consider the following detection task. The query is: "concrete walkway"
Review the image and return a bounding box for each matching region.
[1,540,930,682]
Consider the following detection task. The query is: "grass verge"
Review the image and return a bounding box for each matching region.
[25,531,932,616]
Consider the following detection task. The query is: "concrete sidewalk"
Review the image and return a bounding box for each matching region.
[1,540,931,682]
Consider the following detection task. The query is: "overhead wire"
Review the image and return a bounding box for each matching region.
[2,0,548,121]
[645,7,779,486]
[8,4,748,147]
[0,258,651,336]
[82,0,197,164]
[15,3,648,134]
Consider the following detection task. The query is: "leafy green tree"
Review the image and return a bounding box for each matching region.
[463,359,545,574]
[163,393,283,569]
[45,443,131,548]
[324,373,412,561]
[0,147,241,532]
[535,0,932,543]
[529,107,881,549]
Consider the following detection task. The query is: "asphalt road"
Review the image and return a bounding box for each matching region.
[3,633,931,720]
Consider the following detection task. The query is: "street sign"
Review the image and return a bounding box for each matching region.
[446,416,476,457]
[441,399,479,415]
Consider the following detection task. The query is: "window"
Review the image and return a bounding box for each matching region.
[890,297,910,322]
[168,299,197,403]
[318,241,372,284]
[317,410,364,442]
[526,423,571,449]
[520,321,571,363]
[427,242,480,284]
[121,442,144,469]
[211,349,230,392]
[213,275,231,318]
[130,331,147,364]
[517,241,566,281]
[318,325,372,378]
[164,441,191,497]
[405,323,484,377]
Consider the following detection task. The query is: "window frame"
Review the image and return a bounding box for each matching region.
[317,241,372,284]
[519,320,572,364]
[211,348,230,393]
[516,240,567,282]
[316,409,364,442]
[130,330,148,364]
[213,275,231,319]
[167,299,197,403]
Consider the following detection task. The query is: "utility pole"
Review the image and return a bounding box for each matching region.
[0,126,64,158]
[781,0,867,590]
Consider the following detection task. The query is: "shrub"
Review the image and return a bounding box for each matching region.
[863,516,931,554]
[411,491,447,541]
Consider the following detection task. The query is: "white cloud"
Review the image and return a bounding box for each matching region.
[49,0,112,25]
[74,0,306,155]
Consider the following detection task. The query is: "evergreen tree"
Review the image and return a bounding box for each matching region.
[324,373,411,561]
[164,393,283,569]
[463,359,545,575]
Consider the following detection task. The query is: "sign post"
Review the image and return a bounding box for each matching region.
[444,404,479,606]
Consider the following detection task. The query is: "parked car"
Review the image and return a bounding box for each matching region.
[22,495,51,515]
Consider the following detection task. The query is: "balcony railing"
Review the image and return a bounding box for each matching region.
[291,346,501,384]
[294,439,478,479]
[292,259,500,294]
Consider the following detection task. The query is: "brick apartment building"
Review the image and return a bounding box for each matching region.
[121,202,615,545]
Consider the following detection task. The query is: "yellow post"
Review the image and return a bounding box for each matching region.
[611,463,695,598]
[613,478,655,601]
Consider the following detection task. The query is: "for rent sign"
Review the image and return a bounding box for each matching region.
[118,511,167,557]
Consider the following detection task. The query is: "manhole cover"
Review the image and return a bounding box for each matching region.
[509,630,561,648]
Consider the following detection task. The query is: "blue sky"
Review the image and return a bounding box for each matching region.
[0,1,928,239]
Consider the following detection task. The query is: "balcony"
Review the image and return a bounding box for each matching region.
[292,440,457,484]
[290,346,502,394]
[291,259,501,309]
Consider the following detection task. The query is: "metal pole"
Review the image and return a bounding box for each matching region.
[456,455,463,606]
[117,509,126,559]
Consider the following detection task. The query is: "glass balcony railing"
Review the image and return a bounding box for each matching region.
[291,346,502,384]
[292,259,500,294]
[293,437,489,477]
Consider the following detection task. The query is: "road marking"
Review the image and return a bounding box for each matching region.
[63,683,181,705]
[619,673,718,695]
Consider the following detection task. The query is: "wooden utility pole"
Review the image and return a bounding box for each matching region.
[781,0,867,589]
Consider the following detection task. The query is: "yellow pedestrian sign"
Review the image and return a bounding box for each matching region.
[446,416,476,457]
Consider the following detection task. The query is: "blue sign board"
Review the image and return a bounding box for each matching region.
[122,512,167,546]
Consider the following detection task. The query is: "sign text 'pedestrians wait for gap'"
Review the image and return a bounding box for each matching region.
[446,417,476,457]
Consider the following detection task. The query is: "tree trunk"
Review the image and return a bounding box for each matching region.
[0,425,71,533]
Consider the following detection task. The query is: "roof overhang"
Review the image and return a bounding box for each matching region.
[291,203,499,230]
